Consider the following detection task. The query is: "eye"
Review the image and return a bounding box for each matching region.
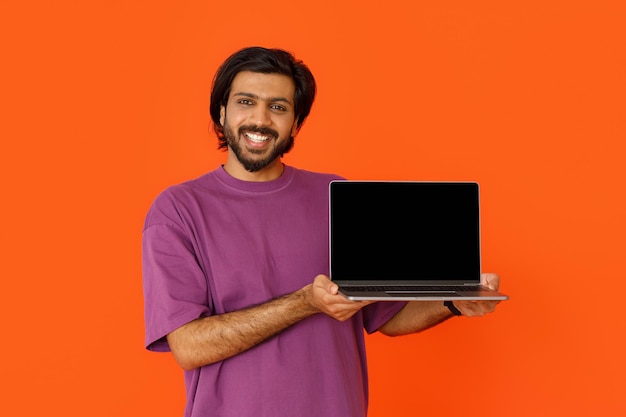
[270,104,287,112]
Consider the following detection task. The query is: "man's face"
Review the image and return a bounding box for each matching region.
[220,71,298,173]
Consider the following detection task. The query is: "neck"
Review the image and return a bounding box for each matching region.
[222,155,284,182]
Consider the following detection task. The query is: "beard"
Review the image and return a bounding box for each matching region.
[224,123,294,172]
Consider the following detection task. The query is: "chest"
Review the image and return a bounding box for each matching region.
[192,193,329,312]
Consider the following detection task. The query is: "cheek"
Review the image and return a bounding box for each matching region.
[223,111,246,128]
[278,121,296,138]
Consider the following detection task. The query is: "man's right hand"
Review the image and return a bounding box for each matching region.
[306,274,375,321]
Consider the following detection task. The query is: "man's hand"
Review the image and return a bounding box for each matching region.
[307,274,374,321]
[452,273,502,317]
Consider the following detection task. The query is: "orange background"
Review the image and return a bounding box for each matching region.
[1,1,625,416]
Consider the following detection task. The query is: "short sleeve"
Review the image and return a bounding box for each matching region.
[142,193,212,352]
[361,301,407,334]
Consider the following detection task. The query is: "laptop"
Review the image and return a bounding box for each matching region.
[329,180,508,301]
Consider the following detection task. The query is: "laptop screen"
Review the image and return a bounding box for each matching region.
[329,181,481,282]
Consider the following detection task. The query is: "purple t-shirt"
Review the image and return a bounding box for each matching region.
[142,165,406,417]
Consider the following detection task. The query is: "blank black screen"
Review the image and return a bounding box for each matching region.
[330,181,481,281]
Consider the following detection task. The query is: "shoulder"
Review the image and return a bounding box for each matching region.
[143,170,219,227]
[288,165,345,185]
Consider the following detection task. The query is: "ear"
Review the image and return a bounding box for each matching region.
[219,106,225,126]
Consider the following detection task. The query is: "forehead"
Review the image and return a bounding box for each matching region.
[229,71,296,103]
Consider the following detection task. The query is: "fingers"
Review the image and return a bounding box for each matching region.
[481,272,500,290]
[310,274,372,321]
[454,299,500,317]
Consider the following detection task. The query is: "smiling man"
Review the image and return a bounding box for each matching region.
[220,70,298,178]
[142,46,502,417]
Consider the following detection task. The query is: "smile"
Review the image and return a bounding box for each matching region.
[244,132,272,143]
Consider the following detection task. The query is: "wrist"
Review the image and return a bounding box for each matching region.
[295,284,320,315]
[444,300,462,316]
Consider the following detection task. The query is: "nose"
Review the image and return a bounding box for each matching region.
[252,106,271,127]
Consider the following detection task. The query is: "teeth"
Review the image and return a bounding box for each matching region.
[245,132,270,142]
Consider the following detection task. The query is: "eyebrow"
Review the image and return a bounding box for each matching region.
[232,92,293,105]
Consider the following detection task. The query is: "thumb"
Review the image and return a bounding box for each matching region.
[314,274,338,295]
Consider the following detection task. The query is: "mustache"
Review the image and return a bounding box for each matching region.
[238,125,279,138]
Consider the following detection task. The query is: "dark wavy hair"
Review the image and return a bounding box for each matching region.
[209,46,317,151]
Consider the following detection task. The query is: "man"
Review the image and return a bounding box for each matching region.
[142,46,501,417]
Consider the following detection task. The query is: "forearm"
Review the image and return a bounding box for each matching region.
[378,301,453,337]
[167,285,318,370]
